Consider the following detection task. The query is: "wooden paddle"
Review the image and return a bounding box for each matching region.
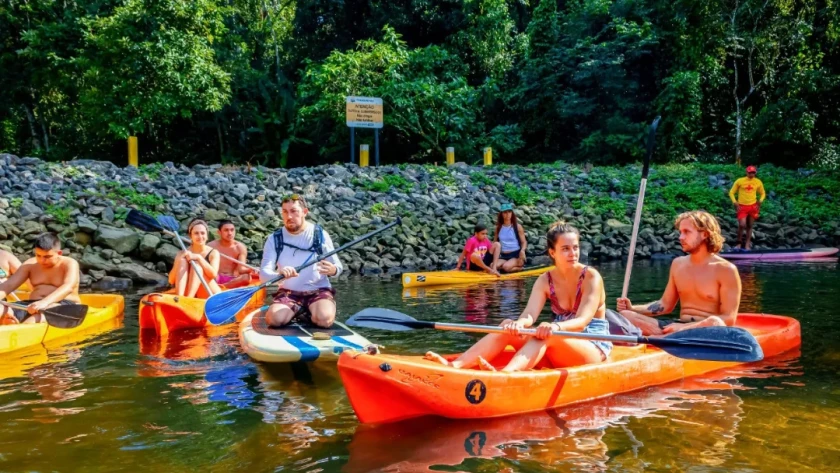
[203,218,402,326]
[0,300,89,329]
[621,116,660,298]
[346,308,764,362]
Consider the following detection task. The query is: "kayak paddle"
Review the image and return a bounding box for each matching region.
[204,218,402,326]
[126,209,259,271]
[346,308,764,363]
[125,209,214,295]
[0,300,89,329]
[621,116,660,299]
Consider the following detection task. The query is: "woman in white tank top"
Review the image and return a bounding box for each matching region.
[493,203,527,273]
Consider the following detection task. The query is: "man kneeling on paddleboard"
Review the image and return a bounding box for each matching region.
[259,194,343,328]
[0,233,81,324]
[616,211,742,336]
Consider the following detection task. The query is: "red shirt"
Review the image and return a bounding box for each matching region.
[464,236,492,269]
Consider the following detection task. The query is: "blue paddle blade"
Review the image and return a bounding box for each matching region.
[204,285,264,325]
[648,326,764,362]
[156,215,181,233]
[347,308,423,331]
[125,209,165,233]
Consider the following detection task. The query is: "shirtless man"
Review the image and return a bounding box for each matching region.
[208,220,254,289]
[0,233,81,324]
[616,211,742,335]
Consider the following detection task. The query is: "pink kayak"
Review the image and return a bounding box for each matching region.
[721,247,838,260]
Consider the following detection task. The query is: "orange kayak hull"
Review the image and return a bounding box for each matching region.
[138,281,266,335]
[337,313,801,424]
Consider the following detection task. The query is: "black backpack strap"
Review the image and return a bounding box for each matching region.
[313,224,325,255]
[272,229,284,267]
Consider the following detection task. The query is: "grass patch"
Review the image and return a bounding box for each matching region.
[423,165,457,187]
[370,202,386,215]
[98,180,165,212]
[9,197,23,209]
[503,183,539,206]
[470,172,496,187]
[352,174,413,192]
[139,163,165,180]
[45,203,72,225]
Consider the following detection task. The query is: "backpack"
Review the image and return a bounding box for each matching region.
[272,224,325,267]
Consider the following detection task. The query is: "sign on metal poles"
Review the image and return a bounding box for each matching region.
[346,96,383,166]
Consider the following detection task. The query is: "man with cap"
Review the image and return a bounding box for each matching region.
[728,165,766,250]
[493,203,527,273]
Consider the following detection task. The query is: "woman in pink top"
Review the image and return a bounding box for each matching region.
[456,224,500,276]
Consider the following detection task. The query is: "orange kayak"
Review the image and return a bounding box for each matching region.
[138,281,266,335]
[337,313,801,424]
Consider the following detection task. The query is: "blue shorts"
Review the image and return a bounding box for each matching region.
[554,317,612,359]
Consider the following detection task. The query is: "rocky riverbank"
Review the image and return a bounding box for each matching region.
[1,153,838,288]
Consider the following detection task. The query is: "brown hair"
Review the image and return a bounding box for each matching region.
[494,210,519,241]
[546,221,580,254]
[188,219,209,234]
[674,211,724,253]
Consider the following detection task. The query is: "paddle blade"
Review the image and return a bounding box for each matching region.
[42,304,88,329]
[204,286,263,325]
[126,209,165,233]
[346,308,433,331]
[649,326,764,362]
[156,215,181,233]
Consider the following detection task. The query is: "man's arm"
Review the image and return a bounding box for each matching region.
[37,259,80,306]
[236,242,250,276]
[728,179,740,204]
[0,264,31,300]
[628,260,680,316]
[259,237,279,282]
[320,231,343,277]
[758,181,766,203]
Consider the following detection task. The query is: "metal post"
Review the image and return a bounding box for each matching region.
[360,144,369,167]
[350,127,355,164]
[375,128,380,166]
[128,136,138,167]
[446,147,455,166]
[483,147,492,166]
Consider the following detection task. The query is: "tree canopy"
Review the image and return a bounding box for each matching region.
[1,0,839,169]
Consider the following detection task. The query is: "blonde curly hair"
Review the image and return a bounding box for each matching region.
[674,211,724,253]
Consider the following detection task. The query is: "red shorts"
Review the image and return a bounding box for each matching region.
[272,288,336,322]
[737,203,760,220]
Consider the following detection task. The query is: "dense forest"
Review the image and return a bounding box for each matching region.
[2,0,839,169]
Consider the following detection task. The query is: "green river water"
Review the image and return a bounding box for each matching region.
[1,260,838,472]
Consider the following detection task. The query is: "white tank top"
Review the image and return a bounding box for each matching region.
[499,225,520,253]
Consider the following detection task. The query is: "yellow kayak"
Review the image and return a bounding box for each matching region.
[402,266,553,288]
[1,293,125,355]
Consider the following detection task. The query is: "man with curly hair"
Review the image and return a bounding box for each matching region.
[615,211,742,335]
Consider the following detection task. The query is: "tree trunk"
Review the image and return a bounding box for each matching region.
[21,104,42,152]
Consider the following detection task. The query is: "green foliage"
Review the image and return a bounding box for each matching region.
[576,196,629,222]
[424,166,458,187]
[370,202,386,216]
[45,203,72,225]
[139,163,165,180]
[470,172,496,187]
[2,0,840,168]
[9,198,23,209]
[98,180,165,212]
[352,174,413,192]
[503,183,538,206]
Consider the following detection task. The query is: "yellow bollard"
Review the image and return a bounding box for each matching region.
[446,147,455,166]
[483,147,492,166]
[360,144,369,167]
[128,136,138,167]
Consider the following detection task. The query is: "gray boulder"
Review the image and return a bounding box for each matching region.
[118,262,169,284]
[95,225,140,255]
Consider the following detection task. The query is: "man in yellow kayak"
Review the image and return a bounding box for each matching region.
[616,211,742,335]
[0,233,81,324]
[728,165,766,250]
[209,220,255,289]
[259,194,343,328]
[456,224,500,276]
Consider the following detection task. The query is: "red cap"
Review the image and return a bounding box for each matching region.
[746,165,757,173]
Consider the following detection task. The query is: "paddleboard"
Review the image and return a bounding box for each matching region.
[720,247,838,260]
[239,310,372,363]
[402,265,552,288]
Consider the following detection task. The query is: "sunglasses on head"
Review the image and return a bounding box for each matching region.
[282,193,307,206]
